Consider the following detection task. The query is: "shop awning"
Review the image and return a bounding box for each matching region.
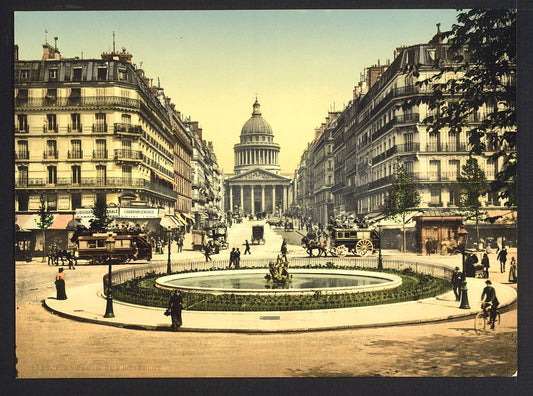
[155,172,176,185]
[174,213,188,226]
[160,215,184,229]
[15,214,75,230]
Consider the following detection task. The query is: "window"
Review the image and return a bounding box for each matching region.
[17,166,28,187]
[72,165,81,184]
[46,140,57,159]
[118,69,127,81]
[97,67,107,81]
[122,140,132,158]
[47,194,57,210]
[71,193,82,210]
[121,113,131,126]
[47,166,57,184]
[18,191,29,211]
[404,133,414,151]
[49,68,58,81]
[16,89,28,106]
[95,139,107,159]
[17,140,28,160]
[96,165,106,185]
[46,114,57,132]
[68,88,81,105]
[72,67,82,81]
[17,114,28,133]
[449,160,460,179]
[45,88,57,105]
[429,160,441,180]
[430,188,441,206]
[122,165,132,184]
[20,69,29,80]
[94,113,107,132]
[70,140,82,159]
[70,113,81,132]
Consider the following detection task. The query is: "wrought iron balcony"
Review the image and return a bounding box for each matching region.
[92,150,108,159]
[114,123,143,135]
[15,151,29,160]
[114,149,143,161]
[43,125,58,133]
[92,124,108,133]
[67,124,83,133]
[67,150,83,159]
[43,150,58,159]
[15,126,29,134]
[15,96,141,109]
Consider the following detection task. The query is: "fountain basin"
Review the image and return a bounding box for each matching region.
[155,269,402,295]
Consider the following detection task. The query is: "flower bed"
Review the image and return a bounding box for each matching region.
[112,266,451,311]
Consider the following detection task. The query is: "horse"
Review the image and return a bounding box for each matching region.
[301,236,328,257]
[54,249,77,268]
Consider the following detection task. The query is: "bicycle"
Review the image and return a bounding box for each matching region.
[474,302,501,335]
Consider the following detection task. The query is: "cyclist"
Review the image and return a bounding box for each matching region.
[481,280,499,329]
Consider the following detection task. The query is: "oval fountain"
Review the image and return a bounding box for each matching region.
[155,269,402,295]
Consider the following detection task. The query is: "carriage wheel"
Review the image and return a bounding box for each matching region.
[355,239,373,256]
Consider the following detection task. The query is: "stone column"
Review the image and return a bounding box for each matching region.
[272,185,276,214]
[261,184,265,212]
[251,185,255,215]
[284,186,288,210]
[229,185,233,212]
[240,185,244,212]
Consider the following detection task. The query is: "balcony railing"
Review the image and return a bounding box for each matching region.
[67,150,83,159]
[395,113,420,124]
[15,151,30,160]
[15,126,29,134]
[43,150,58,159]
[114,123,143,135]
[92,124,108,133]
[396,142,421,153]
[92,150,108,159]
[15,96,141,109]
[67,124,83,133]
[43,125,58,133]
[114,149,143,161]
[15,177,177,198]
[425,142,469,152]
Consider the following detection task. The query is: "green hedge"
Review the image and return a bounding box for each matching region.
[112,266,451,311]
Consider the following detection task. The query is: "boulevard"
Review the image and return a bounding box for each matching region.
[15,218,517,378]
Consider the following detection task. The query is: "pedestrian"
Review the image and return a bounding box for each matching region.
[235,248,241,268]
[177,235,183,253]
[481,252,490,278]
[481,280,499,329]
[497,246,508,273]
[229,248,235,268]
[508,256,517,283]
[281,239,287,256]
[204,244,212,262]
[167,290,183,331]
[55,267,67,300]
[451,266,463,302]
[425,238,431,255]
[244,240,251,255]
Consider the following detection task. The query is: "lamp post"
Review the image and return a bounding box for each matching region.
[377,224,383,270]
[167,227,172,274]
[458,228,470,309]
[104,235,115,318]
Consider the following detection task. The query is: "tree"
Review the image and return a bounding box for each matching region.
[92,194,112,230]
[36,194,54,262]
[457,157,489,244]
[408,9,516,206]
[384,166,421,253]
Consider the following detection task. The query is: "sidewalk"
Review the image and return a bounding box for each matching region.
[44,272,517,333]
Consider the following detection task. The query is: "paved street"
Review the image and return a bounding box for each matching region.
[15,219,518,378]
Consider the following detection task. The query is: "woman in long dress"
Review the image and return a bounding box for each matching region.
[55,267,67,300]
[508,257,517,283]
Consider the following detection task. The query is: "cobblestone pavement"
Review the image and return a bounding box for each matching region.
[15,219,518,378]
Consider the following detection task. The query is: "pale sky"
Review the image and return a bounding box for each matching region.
[14,10,460,175]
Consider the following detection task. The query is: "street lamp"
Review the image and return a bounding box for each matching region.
[457,227,471,310]
[167,227,173,274]
[104,235,115,318]
[377,224,383,270]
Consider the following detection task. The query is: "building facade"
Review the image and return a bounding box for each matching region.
[14,40,198,235]
[224,99,290,216]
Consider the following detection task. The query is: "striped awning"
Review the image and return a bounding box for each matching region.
[160,215,184,229]
[15,214,75,230]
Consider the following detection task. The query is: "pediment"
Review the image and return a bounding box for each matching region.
[226,168,290,182]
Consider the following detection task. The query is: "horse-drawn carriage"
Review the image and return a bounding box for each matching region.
[15,230,32,262]
[251,225,265,244]
[328,226,380,256]
[206,224,229,250]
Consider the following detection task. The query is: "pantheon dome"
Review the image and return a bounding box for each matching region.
[234,99,281,175]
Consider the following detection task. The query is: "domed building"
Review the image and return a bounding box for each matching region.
[224,99,290,216]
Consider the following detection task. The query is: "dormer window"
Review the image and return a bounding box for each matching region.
[72,67,82,81]
[20,69,29,80]
[118,69,127,81]
[97,67,107,81]
[49,68,58,81]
